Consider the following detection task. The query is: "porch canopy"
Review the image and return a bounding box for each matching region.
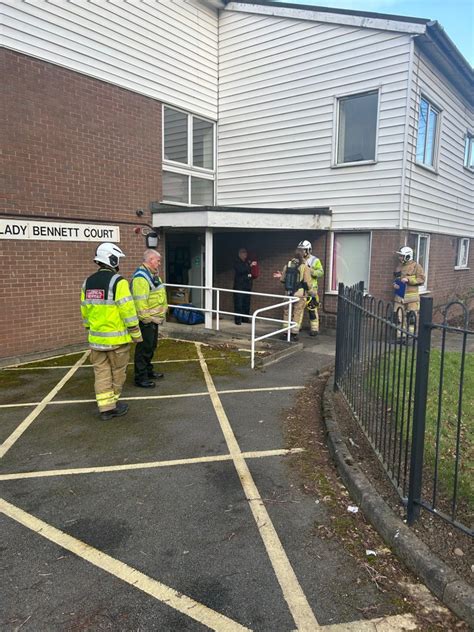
[150,203,332,231]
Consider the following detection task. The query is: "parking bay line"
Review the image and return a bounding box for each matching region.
[0,497,250,632]
[0,386,304,410]
[196,344,321,631]
[0,352,90,458]
[1,357,228,371]
[0,448,305,481]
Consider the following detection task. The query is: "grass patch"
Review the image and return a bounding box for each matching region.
[154,339,198,361]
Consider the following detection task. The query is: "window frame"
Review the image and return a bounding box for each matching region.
[464,134,474,172]
[455,237,470,270]
[415,95,441,171]
[328,231,372,293]
[162,105,216,206]
[408,232,430,292]
[332,88,380,168]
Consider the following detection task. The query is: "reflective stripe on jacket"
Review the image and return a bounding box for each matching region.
[305,254,324,297]
[132,265,168,324]
[81,269,141,350]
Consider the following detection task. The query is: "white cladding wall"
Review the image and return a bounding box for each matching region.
[217,10,412,229]
[404,51,474,237]
[2,0,218,119]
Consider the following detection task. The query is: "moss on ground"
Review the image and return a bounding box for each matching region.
[155,339,198,361]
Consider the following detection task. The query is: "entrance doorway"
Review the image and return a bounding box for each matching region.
[165,233,204,307]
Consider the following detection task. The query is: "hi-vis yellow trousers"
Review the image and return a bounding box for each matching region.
[90,345,130,412]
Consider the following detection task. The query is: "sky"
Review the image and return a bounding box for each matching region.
[281,0,474,65]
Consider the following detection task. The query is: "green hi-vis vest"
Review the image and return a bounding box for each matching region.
[132,265,168,323]
[81,269,140,350]
[305,254,324,295]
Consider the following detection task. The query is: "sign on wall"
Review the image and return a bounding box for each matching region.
[0,219,120,242]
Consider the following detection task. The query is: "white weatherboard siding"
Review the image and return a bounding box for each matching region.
[2,0,218,119]
[217,10,412,229]
[404,51,474,237]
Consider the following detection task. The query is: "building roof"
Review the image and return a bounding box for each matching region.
[224,1,474,105]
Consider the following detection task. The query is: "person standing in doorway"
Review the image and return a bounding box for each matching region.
[274,251,312,341]
[81,243,142,421]
[297,239,324,337]
[132,249,168,388]
[233,247,254,325]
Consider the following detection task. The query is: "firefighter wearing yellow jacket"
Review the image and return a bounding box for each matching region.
[393,246,425,335]
[81,243,142,421]
[297,240,324,336]
[132,249,168,388]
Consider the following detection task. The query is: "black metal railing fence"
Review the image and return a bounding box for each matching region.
[334,282,473,536]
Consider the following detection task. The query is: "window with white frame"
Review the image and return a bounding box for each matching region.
[416,97,440,168]
[456,238,470,269]
[163,106,215,205]
[464,134,474,171]
[330,233,371,291]
[336,91,378,164]
[408,233,430,291]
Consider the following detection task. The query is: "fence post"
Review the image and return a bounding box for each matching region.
[407,296,433,525]
[334,283,345,391]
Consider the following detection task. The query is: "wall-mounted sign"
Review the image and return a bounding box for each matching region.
[0,219,120,242]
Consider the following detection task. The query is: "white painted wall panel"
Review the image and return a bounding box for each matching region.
[217,10,412,229]
[403,50,474,237]
[2,0,218,119]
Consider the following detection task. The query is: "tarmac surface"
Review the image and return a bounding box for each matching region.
[0,333,420,631]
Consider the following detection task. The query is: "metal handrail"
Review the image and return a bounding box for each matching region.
[164,283,299,368]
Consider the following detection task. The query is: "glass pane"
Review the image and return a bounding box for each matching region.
[163,171,188,203]
[417,236,428,270]
[191,177,214,205]
[464,136,470,167]
[459,239,469,267]
[425,107,438,166]
[468,138,474,169]
[416,98,429,163]
[332,233,370,290]
[164,107,188,164]
[193,118,214,169]
[337,92,378,163]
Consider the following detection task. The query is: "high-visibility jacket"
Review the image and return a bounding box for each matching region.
[394,260,425,305]
[81,269,141,350]
[281,260,312,296]
[132,265,168,324]
[304,254,324,298]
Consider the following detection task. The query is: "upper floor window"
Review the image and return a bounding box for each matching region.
[416,97,440,168]
[455,238,470,269]
[464,134,474,171]
[336,91,378,165]
[163,106,215,205]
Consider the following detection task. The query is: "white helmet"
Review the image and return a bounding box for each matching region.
[396,246,413,263]
[297,239,312,254]
[94,242,125,269]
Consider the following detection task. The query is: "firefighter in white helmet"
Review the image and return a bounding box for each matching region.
[297,239,324,336]
[81,243,142,421]
[393,246,425,336]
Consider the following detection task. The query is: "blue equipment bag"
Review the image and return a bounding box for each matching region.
[172,304,205,325]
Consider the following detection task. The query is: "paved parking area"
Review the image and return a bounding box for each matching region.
[1,338,418,631]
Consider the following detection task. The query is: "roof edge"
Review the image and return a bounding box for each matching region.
[151,203,332,215]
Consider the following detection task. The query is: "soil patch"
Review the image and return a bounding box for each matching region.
[284,371,470,630]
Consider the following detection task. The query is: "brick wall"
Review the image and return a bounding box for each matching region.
[0,50,163,361]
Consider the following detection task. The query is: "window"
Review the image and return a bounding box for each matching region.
[336,91,378,164]
[163,106,215,205]
[330,233,371,291]
[456,238,470,269]
[416,97,439,168]
[408,233,430,291]
[464,134,474,171]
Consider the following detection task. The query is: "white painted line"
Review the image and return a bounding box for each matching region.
[2,357,227,371]
[196,344,320,631]
[0,498,250,632]
[0,386,304,410]
[0,449,305,481]
[0,351,90,458]
[1,349,88,368]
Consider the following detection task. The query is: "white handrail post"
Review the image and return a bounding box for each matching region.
[287,297,293,341]
[251,312,256,369]
[216,289,220,331]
